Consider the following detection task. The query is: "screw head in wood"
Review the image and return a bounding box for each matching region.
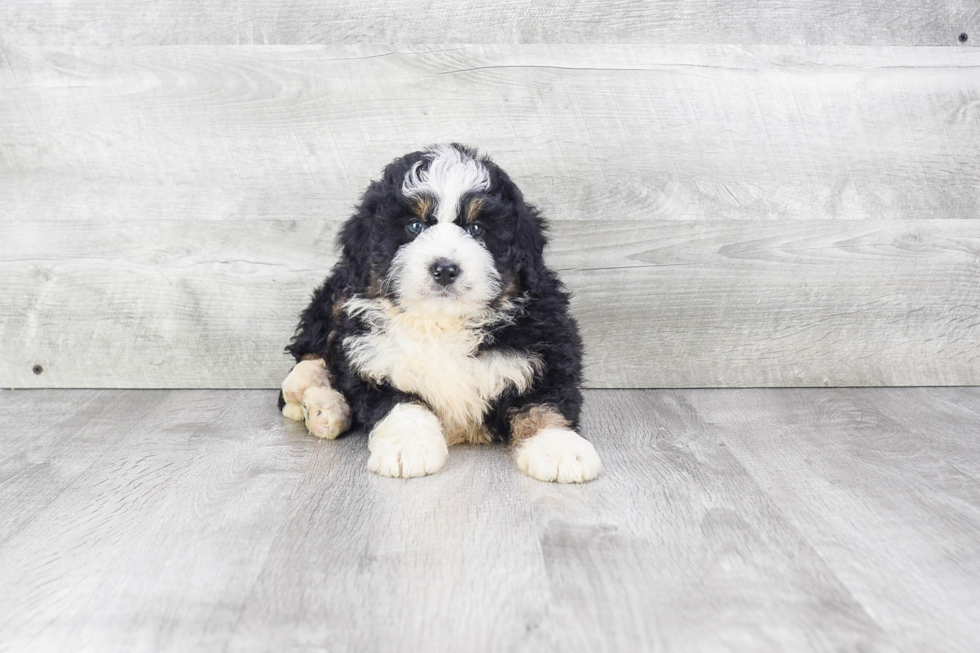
[32,364,43,375]
[959,33,969,43]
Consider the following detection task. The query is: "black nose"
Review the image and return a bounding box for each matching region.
[429,259,460,286]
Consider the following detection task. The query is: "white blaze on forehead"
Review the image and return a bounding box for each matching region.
[401,144,491,223]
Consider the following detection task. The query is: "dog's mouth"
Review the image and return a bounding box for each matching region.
[390,274,499,318]
[421,280,471,301]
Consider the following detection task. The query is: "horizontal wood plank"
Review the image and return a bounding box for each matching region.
[2,45,979,224]
[2,218,977,388]
[3,44,979,387]
[1,0,977,46]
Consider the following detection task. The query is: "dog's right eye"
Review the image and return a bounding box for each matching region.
[406,221,425,235]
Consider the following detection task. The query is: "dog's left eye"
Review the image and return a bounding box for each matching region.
[406,221,425,235]
[466,223,484,237]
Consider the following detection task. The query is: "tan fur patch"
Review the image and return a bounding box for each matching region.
[282,358,329,405]
[414,196,433,221]
[465,197,485,224]
[365,270,385,299]
[299,354,334,385]
[510,405,570,444]
[502,275,521,299]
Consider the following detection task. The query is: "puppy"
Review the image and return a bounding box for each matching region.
[278,144,600,483]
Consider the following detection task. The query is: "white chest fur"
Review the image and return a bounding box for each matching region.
[344,298,540,444]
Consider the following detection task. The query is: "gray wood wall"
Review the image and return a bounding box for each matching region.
[1,3,978,389]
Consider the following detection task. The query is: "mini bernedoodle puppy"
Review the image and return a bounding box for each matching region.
[278,144,601,483]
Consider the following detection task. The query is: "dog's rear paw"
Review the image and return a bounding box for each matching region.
[281,401,305,422]
[301,386,351,440]
[281,359,330,405]
[515,428,601,483]
[367,403,448,478]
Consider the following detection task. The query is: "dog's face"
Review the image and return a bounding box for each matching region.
[342,144,545,317]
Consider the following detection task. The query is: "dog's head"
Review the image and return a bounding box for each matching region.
[339,144,547,316]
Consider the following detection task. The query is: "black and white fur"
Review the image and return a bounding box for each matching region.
[278,144,600,482]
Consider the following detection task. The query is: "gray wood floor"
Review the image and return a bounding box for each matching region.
[1,388,979,652]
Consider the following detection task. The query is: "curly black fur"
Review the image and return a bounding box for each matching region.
[279,144,583,442]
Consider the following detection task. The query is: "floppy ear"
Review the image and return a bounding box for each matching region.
[481,154,550,294]
[513,198,549,293]
[336,182,380,292]
[336,151,429,292]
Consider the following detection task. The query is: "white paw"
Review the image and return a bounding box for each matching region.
[281,358,330,405]
[515,428,601,483]
[301,386,351,440]
[367,403,448,478]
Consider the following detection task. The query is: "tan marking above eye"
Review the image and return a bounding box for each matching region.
[465,197,485,224]
[413,196,433,220]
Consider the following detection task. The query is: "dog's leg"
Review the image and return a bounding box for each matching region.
[281,358,351,440]
[367,403,448,478]
[510,405,601,483]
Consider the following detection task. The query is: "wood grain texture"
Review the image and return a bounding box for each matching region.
[0,389,169,546]
[2,45,979,224]
[3,387,980,651]
[224,428,551,652]
[1,0,977,46]
[0,389,315,652]
[2,44,980,388]
[3,218,979,388]
[684,388,980,653]
[517,389,893,652]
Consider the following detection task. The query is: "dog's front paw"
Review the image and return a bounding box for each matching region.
[301,386,351,440]
[367,403,448,478]
[515,429,601,483]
